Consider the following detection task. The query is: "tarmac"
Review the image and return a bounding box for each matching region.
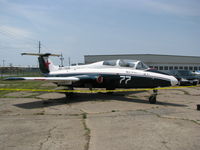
[0,87,200,150]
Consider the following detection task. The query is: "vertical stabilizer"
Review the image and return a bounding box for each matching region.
[21,53,61,74]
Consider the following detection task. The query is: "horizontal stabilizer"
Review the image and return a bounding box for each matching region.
[21,53,61,57]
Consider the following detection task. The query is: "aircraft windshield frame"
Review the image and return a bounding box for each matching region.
[135,61,149,70]
[103,60,118,66]
[119,60,137,68]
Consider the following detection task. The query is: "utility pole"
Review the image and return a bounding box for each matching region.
[39,41,41,53]
[60,53,64,67]
[36,41,41,68]
[68,57,71,66]
[1,60,5,79]
[3,60,5,67]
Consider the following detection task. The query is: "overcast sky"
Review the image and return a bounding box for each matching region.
[0,0,200,66]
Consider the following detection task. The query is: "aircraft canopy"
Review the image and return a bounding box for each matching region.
[102,59,149,70]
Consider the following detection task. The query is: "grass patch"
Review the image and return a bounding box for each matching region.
[83,113,87,119]
[82,112,90,150]
[111,110,119,112]
[0,80,56,98]
[33,112,45,115]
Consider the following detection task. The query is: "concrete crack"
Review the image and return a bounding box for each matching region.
[38,126,56,150]
[158,133,171,150]
[138,109,200,126]
[82,113,91,150]
[161,116,200,126]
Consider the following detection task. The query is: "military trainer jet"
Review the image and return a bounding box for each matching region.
[6,53,178,104]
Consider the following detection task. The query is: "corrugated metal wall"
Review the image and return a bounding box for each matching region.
[84,54,200,71]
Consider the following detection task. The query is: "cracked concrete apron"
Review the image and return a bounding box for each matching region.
[0,87,200,150]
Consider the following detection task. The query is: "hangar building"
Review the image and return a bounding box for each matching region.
[84,54,200,71]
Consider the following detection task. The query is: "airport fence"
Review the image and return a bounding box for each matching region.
[0,67,41,79]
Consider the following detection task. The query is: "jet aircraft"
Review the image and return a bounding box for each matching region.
[6,53,178,104]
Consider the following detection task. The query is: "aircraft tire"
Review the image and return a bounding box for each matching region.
[106,88,115,95]
[106,92,113,95]
[149,95,156,104]
[65,92,73,98]
[65,86,74,102]
[64,93,73,103]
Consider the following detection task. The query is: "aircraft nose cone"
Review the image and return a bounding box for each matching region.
[170,76,178,86]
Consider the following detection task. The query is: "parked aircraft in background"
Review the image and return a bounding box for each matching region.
[168,70,200,86]
[6,53,178,104]
[193,71,200,75]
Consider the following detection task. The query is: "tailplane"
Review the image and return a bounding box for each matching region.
[21,53,61,74]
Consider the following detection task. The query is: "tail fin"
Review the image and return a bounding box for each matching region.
[22,53,61,74]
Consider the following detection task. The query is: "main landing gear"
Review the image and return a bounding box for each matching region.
[65,86,74,99]
[149,89,158,104]
[106,87,115,95]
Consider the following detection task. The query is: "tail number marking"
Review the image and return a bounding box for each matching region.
[120,76,131,84]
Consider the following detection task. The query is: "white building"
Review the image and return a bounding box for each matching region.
[84,54,200,71]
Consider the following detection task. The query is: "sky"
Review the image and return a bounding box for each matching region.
[0,0,200,66]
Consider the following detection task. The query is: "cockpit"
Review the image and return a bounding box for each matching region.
[102,59,149,70]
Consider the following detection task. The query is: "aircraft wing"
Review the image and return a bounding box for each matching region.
[5,76,80,82]
[5,75,97,82]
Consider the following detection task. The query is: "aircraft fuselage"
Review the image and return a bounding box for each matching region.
[48,67,177,89]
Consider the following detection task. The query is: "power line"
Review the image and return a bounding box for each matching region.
[0,32,38,52]
[41,43,51,51]
[0,29,38,50]
[0,28,38,43]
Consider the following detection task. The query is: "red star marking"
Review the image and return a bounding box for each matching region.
[44,61,50,69]
[96,76,103,83]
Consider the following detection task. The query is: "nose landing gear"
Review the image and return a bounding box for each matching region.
[149,89,158,104]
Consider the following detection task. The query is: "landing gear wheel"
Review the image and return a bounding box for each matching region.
[106,88,115,95]
[106,91,114,95]
[149,95,157,104]
[65,86,74,103]
[149,89,158,104]
[65,92,73,98]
